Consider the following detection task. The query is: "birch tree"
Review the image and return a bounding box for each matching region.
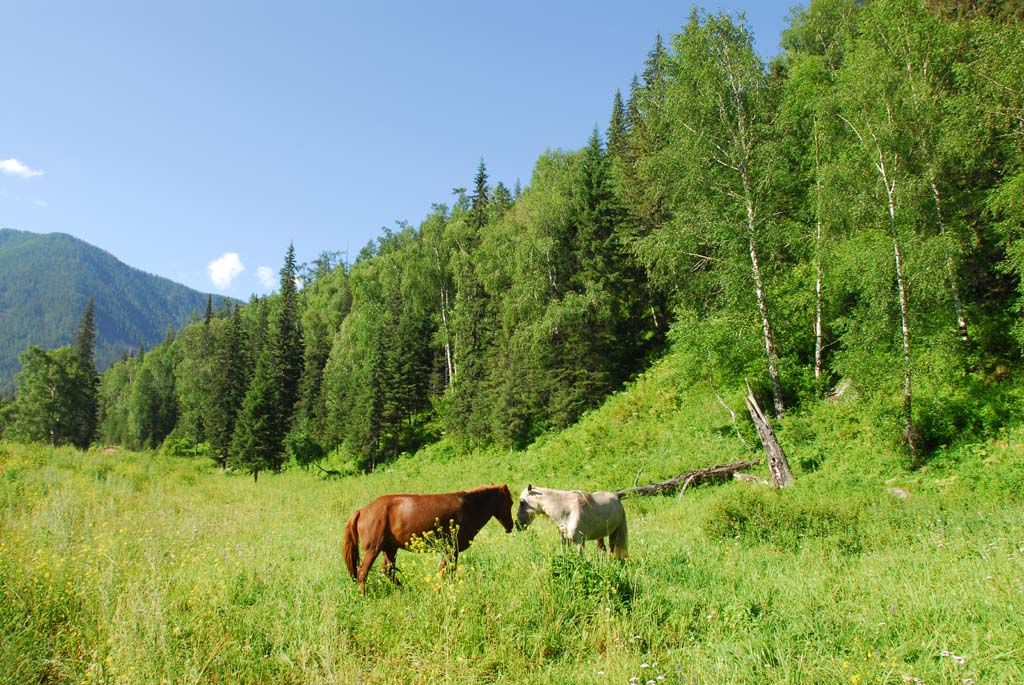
[832,3,927,455]
[779,0,860,388]
[640,10,787,415]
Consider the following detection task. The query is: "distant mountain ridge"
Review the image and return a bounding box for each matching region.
[0,228,230,395]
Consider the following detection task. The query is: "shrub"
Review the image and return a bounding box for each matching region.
[703,486,864,553]
[547,551,636,609]
[284,429,324,467]
[162,438,212,458]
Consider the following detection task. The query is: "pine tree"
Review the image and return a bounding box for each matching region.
[549,129,633,425]
[626,74,641,129]
[206,307,247,466]
[71,298,98,448]
[444,202,495,444]
[471,159,490,229]
[622,37,671,236]
[230,246,304,479]
[607,90,630,160]
[493,181,513,216]
[275,243,304,438]
[230,348,280,482]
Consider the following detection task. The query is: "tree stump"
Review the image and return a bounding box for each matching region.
[744,378,795,488]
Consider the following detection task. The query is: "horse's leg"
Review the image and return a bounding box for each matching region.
[382,545,402,588]
[572,529,587,554]
[357,542,383,595]
[563,514,585,554]
[570,519,587,554]
[609,520,628,560]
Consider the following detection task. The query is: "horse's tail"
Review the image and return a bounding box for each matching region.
[610,509,628,560]
[343,509,361,580]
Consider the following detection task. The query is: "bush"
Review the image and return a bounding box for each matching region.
[162,438,212,458]
[284,429,324,467]
[547,551,636,609]
[703,486,864,554]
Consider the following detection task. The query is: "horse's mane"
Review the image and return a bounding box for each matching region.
[461,484,505,496]
[459,484,509,507]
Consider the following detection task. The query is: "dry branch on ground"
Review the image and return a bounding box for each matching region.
[616,459,762,498]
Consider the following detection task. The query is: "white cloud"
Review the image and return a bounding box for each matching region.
[208,252,245,290]
[256,266,275,289]
[33,199,48,208]
[0,158,44,179]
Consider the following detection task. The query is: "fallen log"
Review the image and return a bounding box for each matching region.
[616,459,762,498]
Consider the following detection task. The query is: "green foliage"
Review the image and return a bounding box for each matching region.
[8,346,92,447]
[205,309,248,465]
[0,397,12,439]
[162,437,213,458]
[230,346,283,478]
[274,243,304,431]
[71,298,99,446]
[283,428,323,467]
[703,485,867,553]
[547,552,636,609]
[471,159,490,229]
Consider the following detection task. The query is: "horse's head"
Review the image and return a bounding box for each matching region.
[493,484,515,533]
[515,483,542,531]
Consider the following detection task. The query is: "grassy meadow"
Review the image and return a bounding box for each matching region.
[2,354,1024,684]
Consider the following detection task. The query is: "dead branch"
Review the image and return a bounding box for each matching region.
[616,459,762,498]
[312,461,344,479]
[632,462,647,489]
[709,373,753,451]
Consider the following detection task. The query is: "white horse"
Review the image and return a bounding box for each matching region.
[516,484,628,559]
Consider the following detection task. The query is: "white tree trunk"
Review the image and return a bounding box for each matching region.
[886,177,918,456]
[432,246,455,384]
[744,181,785,417]
[813,118,825,382]
[839,113,917,456]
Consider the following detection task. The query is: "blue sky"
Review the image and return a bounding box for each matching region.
[2,1,798,300]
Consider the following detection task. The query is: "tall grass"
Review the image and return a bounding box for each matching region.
[2,358,1023,683]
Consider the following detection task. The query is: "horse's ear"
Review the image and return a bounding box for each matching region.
[528,483,534,492]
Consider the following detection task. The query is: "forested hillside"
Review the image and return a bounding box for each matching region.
[3,0,1022,469]
[0,228,226,395]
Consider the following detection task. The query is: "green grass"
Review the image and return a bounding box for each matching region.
[3,355,1024,683]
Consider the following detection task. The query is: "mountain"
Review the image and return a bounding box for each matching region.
[0,228,230,395]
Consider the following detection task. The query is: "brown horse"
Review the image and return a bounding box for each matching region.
[343,484,514,594]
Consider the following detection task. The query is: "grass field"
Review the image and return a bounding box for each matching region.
[3,358,1024,683]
